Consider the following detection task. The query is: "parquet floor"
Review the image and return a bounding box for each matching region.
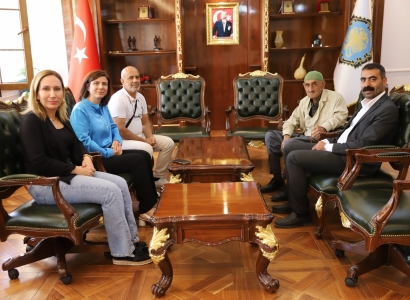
[1,144,410,299]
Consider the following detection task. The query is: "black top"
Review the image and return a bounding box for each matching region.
[20,112,88,184]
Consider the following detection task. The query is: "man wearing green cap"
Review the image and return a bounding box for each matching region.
[261,71,348,201]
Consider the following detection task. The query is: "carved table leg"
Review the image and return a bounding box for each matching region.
[149,227,174,298]
[151,251,173,297]
[254,225,280,293]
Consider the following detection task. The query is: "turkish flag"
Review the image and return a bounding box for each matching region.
[68,0,100,101]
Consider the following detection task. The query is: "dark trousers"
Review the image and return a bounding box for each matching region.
[265,130,306,175]
[284,138,379,215]
[102,150,157,214]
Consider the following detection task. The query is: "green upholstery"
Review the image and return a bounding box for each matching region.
[337,188,410,236]
[308,90,410,238]
[391,92,410,147]
[65,86,76,117]
[6,200,102,230]
[226,71,284,140]
[117,172,133,188]
[234,77,281,118]
[226,127,274,140]
[157,80,203,120]
[310,91,410,191]
[0,108,25,177]
[155,73,210,142]
[0,106,109,284]
[309,169,394,194]
[0,107,104,228]
[154,125,208,141]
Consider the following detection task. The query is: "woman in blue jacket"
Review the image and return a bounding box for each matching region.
[70,70,157,225]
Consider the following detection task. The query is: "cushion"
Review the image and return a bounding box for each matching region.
[117,172,134,187]
[155,126,209,142]
[308,169,394,194]
[6,200,102,230]
[226,126,272,140]
[337,189,410,236]
[235,77,281,118]
[158,79,203,120]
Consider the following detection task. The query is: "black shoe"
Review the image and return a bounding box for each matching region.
[271,186,288,202]
[271,202,291,214]
[260,178,284,193]
[112,243,152,266]
[134,241,149,255]
[274,212,312,228]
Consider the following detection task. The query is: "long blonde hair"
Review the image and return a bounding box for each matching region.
[24,70,69,122]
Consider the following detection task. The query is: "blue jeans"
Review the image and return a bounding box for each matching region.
[28,171,137,257]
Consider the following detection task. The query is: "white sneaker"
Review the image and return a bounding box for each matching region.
[155,178,168,186]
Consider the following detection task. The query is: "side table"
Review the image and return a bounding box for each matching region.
[148,182,279,297]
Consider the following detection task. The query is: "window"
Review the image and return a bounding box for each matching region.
[0,0,33,93]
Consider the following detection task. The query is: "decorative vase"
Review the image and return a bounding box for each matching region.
[274,31,284,48]
[294,54,307,80]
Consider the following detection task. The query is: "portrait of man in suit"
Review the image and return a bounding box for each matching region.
[206,4,239,45]
[212,10,233,38]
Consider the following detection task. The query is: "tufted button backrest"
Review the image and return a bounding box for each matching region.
[157,77,205,121]
[391,92,410,148]
[232,72,284,125]
[235,76,281,118]
[65,86,76,117]
[0,108,25,177]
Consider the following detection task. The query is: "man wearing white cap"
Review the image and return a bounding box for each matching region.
[261,71,348,202]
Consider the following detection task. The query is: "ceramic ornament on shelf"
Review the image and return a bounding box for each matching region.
[294,54,306,79]
[274,31,284,48]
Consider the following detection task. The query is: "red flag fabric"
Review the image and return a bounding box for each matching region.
[68,0,100,101]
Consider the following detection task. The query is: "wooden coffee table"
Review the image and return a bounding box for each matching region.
[168,136,254,183]
[148,182,279,297]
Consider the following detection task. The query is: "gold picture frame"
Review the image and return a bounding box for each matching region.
[206,3,239,46]
[318,0,330,13]
[138,5,153,19]
[281,1,295,14]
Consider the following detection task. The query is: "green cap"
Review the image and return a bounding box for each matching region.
[304,71,324,82]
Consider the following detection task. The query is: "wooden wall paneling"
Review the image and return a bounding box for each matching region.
[372,0,385,63]
[182,0,198,74]
[193,0,258,130]
[247,0,262,71]
[60,0,74,69]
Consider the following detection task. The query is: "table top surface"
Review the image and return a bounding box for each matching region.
[169,136,252,168]
[154,182,270,219]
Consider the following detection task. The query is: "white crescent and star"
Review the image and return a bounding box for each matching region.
[73,16,88,64]
[213,10,232,23]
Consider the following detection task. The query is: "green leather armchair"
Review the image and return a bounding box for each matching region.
[64,86,76,117]
[154,73,210,142]
[226,71,284,141]
[331,151,410,287]
[0,105,109,285]
[308,90,410,239]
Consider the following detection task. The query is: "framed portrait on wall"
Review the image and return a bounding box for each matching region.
[206,3,239,46]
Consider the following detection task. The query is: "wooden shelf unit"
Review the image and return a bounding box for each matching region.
[96,0,179,109]
[268,0,350,112]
